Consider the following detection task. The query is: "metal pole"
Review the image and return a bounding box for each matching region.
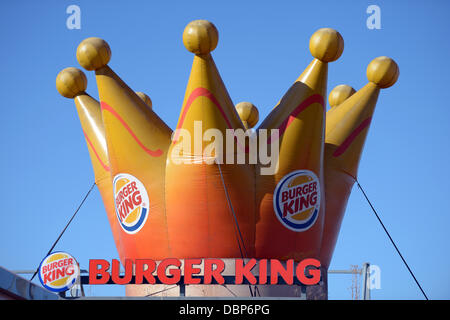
[361,262,371,300]
[179,283,186,297]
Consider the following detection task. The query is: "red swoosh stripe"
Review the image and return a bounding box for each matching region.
[101,101,163,157]
[173,87,248,152]
[82,129,110,172]
[332,117,372,157]
[173,87,234,142]
[268,94,324,144]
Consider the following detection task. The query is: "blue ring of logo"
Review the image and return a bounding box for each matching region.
[118,207,147,232]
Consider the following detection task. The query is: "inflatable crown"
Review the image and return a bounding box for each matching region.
[56,20,398,272]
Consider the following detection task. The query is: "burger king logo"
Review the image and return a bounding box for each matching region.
[113,173,149,234]
[273,170,321,232]
[38,252,79,293]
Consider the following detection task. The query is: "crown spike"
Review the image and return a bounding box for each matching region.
[255,28,343,261]
[319,57,399,268]
[76,37,173,260]
[56,67,133,262]
[165,20,255,258]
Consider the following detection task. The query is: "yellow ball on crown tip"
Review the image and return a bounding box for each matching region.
[329,84,356,108]
[236,102,259,128]
[183,20,219,55]
[309,28,344,62]
[367,56,399,88]
[135,92,152,109]
[76,37,111,71]
[56,67,87,99]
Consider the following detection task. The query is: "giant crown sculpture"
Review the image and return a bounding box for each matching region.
[56,20,399,281]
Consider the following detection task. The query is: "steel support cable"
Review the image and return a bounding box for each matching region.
[30,182,96,283]
[356,179,429,300]
[216,160,254,297]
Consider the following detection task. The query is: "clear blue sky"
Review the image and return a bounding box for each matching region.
[0,0,449,299]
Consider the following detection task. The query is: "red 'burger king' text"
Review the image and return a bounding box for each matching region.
[42,258,75,284]
[281,182,318,217]
[115,182,143,221]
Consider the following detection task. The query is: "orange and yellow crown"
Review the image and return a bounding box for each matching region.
[56,20,398,269]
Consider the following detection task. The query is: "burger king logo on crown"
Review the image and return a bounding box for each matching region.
[113,173,149,234]
[273,170,321,232]
[38,252,79,293]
